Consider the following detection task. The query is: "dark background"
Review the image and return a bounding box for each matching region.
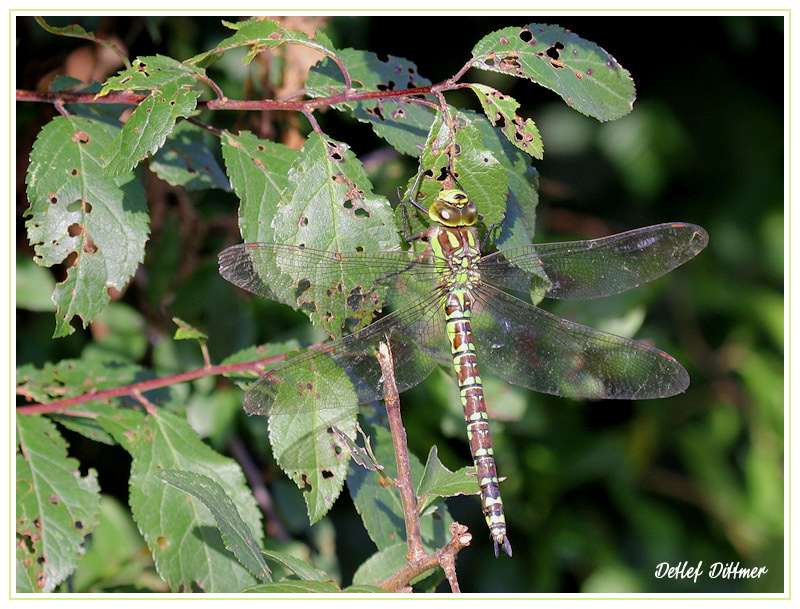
[16,15,784,593]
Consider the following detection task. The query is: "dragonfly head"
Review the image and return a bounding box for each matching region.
[428,188,478,227]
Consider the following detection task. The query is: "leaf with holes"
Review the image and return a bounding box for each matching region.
[24,115,149,338]
[470,114,540,251]
[100,56,202,177]
[220,130,298,243]
[272,131,400,339]
[188,16,337,67]
[471,23,636,121]
[307,48,435,156]
[103,410,264,593]
[469,83,543,159]
[401,109,508,243]
[268,398,358,526]
[150,121,230,192]
[16,414,101,593]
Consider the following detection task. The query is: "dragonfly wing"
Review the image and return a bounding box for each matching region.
[480,223,708,300]
[244,290,448,416]
[471,284,690,399]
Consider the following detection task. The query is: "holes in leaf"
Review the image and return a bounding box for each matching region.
[298,215,309,227]
[48,495,59,505]
[49,193,57,205]
[519,28,534,44]
[69,168,79,177]
[72,130,90,145]
[321,469,334,480]
[74,519,84,531]
[326,140,345,162]
[83,239,98,254]
[367,105,385,121]
[67,223,83,237]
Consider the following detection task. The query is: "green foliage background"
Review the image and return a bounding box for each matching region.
[15,14,784,593]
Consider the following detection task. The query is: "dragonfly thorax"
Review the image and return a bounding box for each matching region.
[429,188,478,227]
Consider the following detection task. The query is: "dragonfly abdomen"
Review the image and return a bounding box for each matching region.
[444,290,512,557]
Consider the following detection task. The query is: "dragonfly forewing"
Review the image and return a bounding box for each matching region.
[219,242,445,337]
[479,223,708,301]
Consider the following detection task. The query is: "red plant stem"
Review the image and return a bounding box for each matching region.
[15,83,447,113]
[15,342,326,416]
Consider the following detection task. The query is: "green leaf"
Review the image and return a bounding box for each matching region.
[471,115,540,250]
[220,130,298,243]
[245,580,342,593]
[471,23,636,121]
[272,131,400,338]
[159,469,271,583]
[261,548,332,582]
[34,16,130,68]
[172,316,208,342]
[268,401,358,525]
[16,415,101,593]
[189,16,337,67]
[416,447,480,516]
[469,83,543,159]
[24,115,149,337]
[149,121,230,191]
[307,49,435,155]
[112,410,264,592]
[100,56,203,177]
[403,110,508,242]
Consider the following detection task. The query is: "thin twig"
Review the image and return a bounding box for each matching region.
[376,341,425,562]
[375,341,470,593]
[15,341,327,415]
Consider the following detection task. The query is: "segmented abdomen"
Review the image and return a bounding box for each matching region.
[444,289,511,556]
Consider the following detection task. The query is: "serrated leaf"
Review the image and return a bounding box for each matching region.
[416,447,480,516]
[150,121,230,191]
[470,115,540,250]
[346,405,454,553]
[16,415,101,593]
[307,49,435,155]
[220,130,298,243]
[469,83,543,159]
[268,402,358,525]
[121,410,264,592]
[272,132,400,338]
[24,115,149,337]
[189,16,337,67]
[471,23,636,121]
[159,469,271,583]
[402,110,508,242]
[101,56,202,176]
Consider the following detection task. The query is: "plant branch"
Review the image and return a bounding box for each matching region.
[15,341,327,415]
[376,341,470,593]
[15,78,457,114]
[376,341,425,562]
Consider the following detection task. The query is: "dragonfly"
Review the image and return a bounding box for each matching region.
[218,173,708,557]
